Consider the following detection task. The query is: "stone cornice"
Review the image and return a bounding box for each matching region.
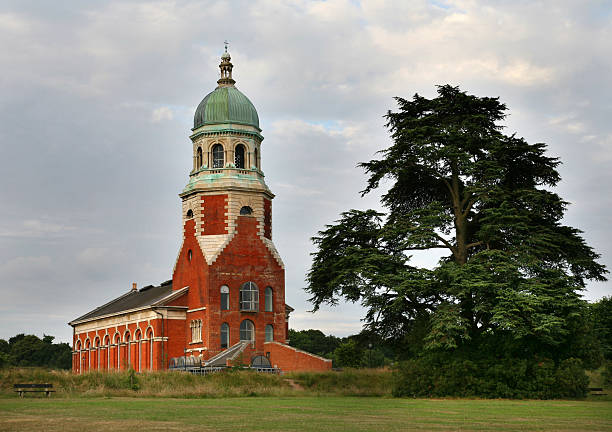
[190,127,263,141]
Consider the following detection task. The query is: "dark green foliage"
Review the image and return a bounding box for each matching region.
[306,86,607,397]
[591,297,612,359]
[127,368,139,391]
[289,329,394,368]
[0,334,71,369]
[288,329,342,357]
[333,340,363,368]
[603,361,612,387]
[306,85,606,366]
[392,356,588,399]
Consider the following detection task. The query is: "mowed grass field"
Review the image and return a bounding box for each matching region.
[0,396,611,432]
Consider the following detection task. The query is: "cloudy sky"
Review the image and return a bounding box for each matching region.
[1,0,611,343]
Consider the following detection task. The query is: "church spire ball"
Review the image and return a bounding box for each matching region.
[68,46,331,374]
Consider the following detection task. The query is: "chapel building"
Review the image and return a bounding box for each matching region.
[69,48,331,373]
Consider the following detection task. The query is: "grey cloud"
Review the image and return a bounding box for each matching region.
[0,0,610,342]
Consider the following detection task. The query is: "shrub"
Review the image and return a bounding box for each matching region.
[600,360,612,387]
[392,356,589,399]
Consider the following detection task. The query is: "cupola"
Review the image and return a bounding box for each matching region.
[193,46,260,131]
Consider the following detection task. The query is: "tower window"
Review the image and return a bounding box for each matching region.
[186,209,193,219]
[221,323,229,348]
[240,319,254,342]
[265,287,273,312]
[254,148,258,169]
[240,281,259,311]
[265,324,274,342]
[212,144,224,168]
[220,285,229,310]
[235,144,245,169]
[196,147,203,168]
[240,206,253,215]
[188,249,192,261]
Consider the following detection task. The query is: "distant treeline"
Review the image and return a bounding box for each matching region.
[291,297,612,369]
[288,329,394,368]
[289,297,612,398]
[0,334,72,369]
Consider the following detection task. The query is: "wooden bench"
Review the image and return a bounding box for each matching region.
[13,383,55,397]
[588,387,608,396]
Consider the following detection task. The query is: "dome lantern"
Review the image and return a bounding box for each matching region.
[193,45,259,131]
[217,41,235,87]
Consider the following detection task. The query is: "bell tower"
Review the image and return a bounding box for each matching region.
[172,47,286,359]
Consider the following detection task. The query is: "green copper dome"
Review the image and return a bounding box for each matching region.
[193,86,259,130]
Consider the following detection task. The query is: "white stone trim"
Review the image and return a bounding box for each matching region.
[74,309,186,334]
[187,306,207,313]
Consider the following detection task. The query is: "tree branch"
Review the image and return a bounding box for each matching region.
[466,241,483,250]
[406,245,452,250]
[434,233,456,255]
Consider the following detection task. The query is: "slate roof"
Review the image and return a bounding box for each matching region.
[69,280,181,325]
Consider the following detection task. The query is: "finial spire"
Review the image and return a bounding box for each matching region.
[218,42,235,87]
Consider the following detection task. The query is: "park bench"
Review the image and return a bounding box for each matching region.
[588,387,608,396]
[13,383,55,397]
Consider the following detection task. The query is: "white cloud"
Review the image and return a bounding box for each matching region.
[151,106,174,123]
[0,220,76,238]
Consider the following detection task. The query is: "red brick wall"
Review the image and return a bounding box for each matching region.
[173,218,209,309]
[264,342,332,372]
[201,194,228,235]
[263,198,272,239]
[205,214,285,360]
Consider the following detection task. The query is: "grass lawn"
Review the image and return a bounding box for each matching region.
[0,396,611,431]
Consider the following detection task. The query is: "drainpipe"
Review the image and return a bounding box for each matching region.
[153,308,164,370]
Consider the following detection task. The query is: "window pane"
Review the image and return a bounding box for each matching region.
[221,285,229,310]
[235,145,245,169]
[265,287,273,312]
[240,282,259,311]
[240,320,254,341]
[212,144,224,168]
[265,325,273,342]
[221,323,229,348]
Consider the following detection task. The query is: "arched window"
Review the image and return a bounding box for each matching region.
[221,323,229,348]
[134,330,142,372]
[240,206,252,215]
[196,147,203,168]
[240,281,259,311]
[212,144,224,168]
[265,287,273,312]
[240,319,254,342]
[124,332,131,368]
[220,285,229,310]
[251,355,271,368]
[254,148,258,169]
[104,335,111,370]
[76,340,81,351]
[114,333,121,369]
[186,209,193,219]
[235,144,245,168]
[265,324,274,342]
[188,249,192,262]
